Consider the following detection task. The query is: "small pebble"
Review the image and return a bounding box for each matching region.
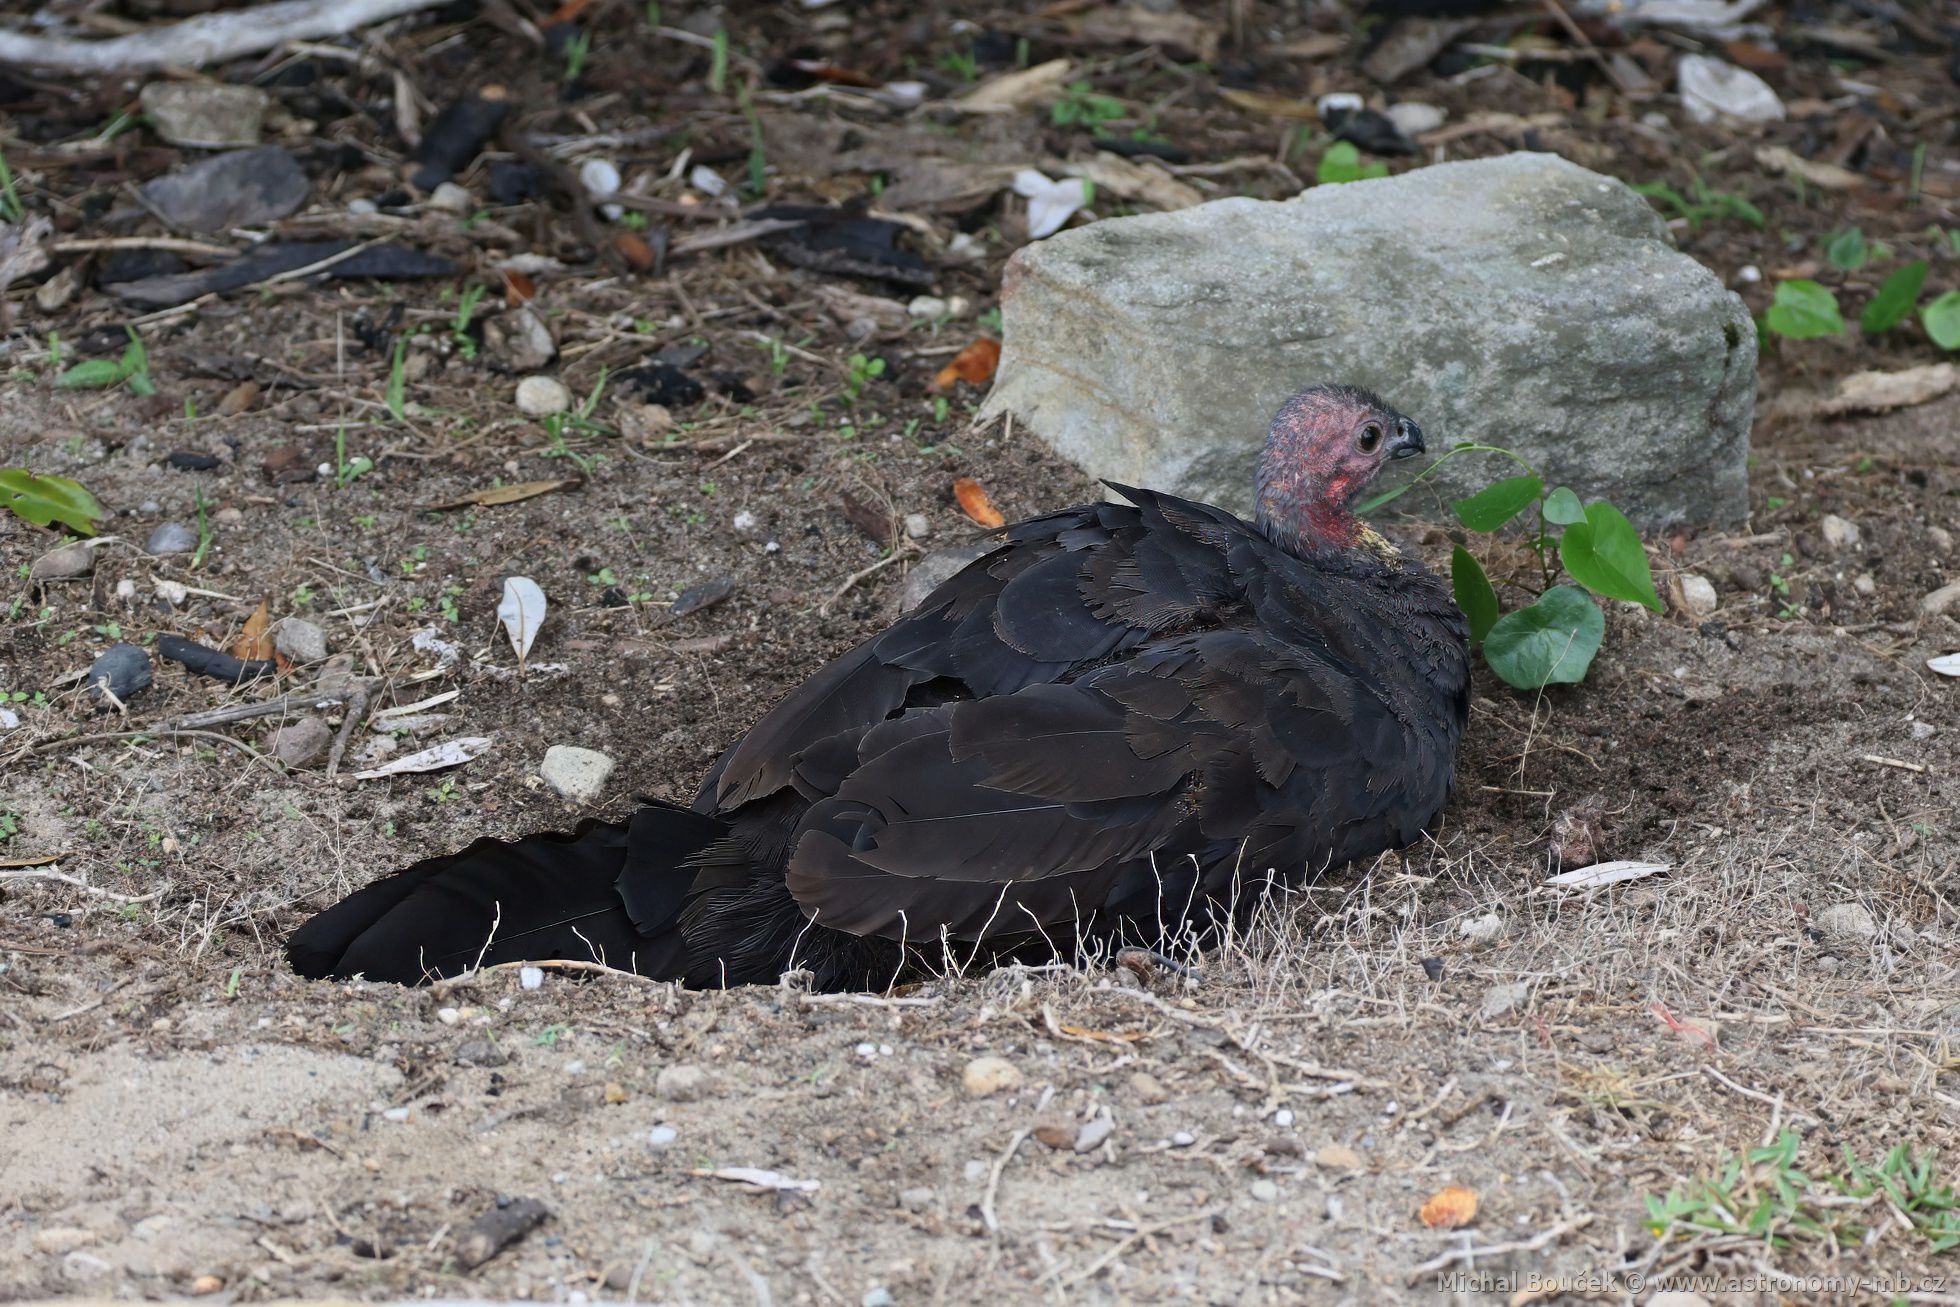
[273,616,329,663]
[1384,101,1446,135]
[648,1125,678,1147]
[437,1007,461,1025]
[656,1064,713,1101]
[962,1055,1023,1096]
[519,966,545,991]
[1480,982,1530,1020]
[1315,1143,1364,1169]
[732,510,759,533]
[32,1228,96,1255]
[861,1289,895,1307]
[1250,1179,1280,1202]
[907,295,949,320]
[146,522,199,556]
[904,513,931,540]
[1127,1070,1169,1104]
[516,375,573,416]
[1074,1112,1115,1153]
[1170,1131,1195,1147]
[1820,513,1860,549]
[1273,1108,1295,1128]
[428,181,473,212]
[86,643,153,704]
[897,1186,935,1213]
[267,718,331,768]
[1459,912,1503,944]
[1677,573,1718,618]
[540,744,615,803]
[30,544,93,581]
[382,1107,410,1122]
[1816,902,1878,943]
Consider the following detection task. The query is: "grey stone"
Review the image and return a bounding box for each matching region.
[1479,981,1530,1020]
[273,617,329,664]
[984,153,1756,529]
[267,718,331,768]
[139,147,308,232]
[655,1064,713,1101]
[897,543,991,614]
[1816,903,1877,944]
[86,644,152,704]
[455,1039,507,1067]
[896,1186,935,1213]
[516,375,572,416]
[30,543,94,580]
[138,82,269,149]
[146,522,198,556]
[540,745,614,803]
[484,305,556,373]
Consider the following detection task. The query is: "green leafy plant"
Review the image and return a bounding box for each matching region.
[1863,260,1928,334]
[1647,1131,1960,1254]
[1051,81,1124,132]
[0,145,21,222]
[53,328,154,395]
[938,48,979,82]
[562,28,591,83]
[844,352,885,402]
[333,426,373,488]
[1924,290,1960,350]
[1824,227,1869,272]
[1630,176,1764,230]
[2,469,104,534]
[450,283,488,359]
[1365,448,1660,690]
[1317,141,1387,185]
[1764,280,1845,339]
[708,27,729,94]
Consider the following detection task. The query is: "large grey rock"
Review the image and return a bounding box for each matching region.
[983,153,1755,529]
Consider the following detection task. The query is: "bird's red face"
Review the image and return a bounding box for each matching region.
[1254,385,1424,552]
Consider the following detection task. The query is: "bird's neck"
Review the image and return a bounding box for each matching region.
[1255,469,1401,568]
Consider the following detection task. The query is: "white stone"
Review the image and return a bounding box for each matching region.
[540,745,614,802]
[904,513,931,540]
[516,376,573,417]
[962,1055,1022,1096]
[1677,573,1719,617]
[1385,102,1446,136]
[428,182,474,213]
[1480,982,1531,1020]
[1820,514,1860,548]
[1816,903,1878,943]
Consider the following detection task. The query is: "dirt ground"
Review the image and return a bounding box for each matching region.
[3,1,1960,1303]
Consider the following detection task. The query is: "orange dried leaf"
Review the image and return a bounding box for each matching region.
[233,599,274,662]
[611,231,655,272]
[502,269,537,305]
[1419,1185,1478,1230]
[932,338,1001,393]
[953,477,1005,529]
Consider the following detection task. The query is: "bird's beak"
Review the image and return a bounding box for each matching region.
[1388,417,1425,460]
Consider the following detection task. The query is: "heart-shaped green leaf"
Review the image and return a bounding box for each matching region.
[1542,486,1585,526]
[1450,546,1498,643]
[1482,586,1604,689]
[1765,280,1844,339]
[1924,290,1960,351]
[0,469,105,535]
[1452,474,1542,532]
[1862,261,1926,334]
[1560,501,1662,611]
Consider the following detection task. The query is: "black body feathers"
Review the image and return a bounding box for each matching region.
[288,483,1470,989]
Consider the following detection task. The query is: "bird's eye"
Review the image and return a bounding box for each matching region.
[1356,423,1383,453]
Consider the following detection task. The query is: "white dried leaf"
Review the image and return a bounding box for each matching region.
[498,576,547,667]
[691,1166,821,1192]
[351,736,492,780]
[1012,170,1089,240]
[1545,860,1671,889]
[1929,653,1960,678]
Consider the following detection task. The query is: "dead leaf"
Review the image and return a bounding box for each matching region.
[840,491,895,548]
[423,478,581,510]
[1217,87,1320,120]
[952,476,1006,529]
[610,231,655,271]
[216,380,259,416]
[955,59,1072,112]
[502,269,536,305]
[690,1167,820,1193]
[233,599,274,662]
[1544,860,1670,889]
[1817,363,1958,416]
[1756,146,1863,191]
[351,737,493,781]
[1418,1185,1478,1229]
[0,852,64,868]
[1068,153,1204,210]
[1057,1023,1148,1044]
[1072,6,1219,60]
[497,577,547,669]
[933,339,1001,392]
[1275,32,1346,58]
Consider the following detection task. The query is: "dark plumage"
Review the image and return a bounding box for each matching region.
[288,386,1471,989]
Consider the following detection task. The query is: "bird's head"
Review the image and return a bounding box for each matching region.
[1254,384,1424,556]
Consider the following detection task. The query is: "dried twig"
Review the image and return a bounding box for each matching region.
[0,0,449,72]
[326,679,379,779]
[0,868,166,903]
[979,1127,1030,1236]
[1405,1214,1595,1280]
